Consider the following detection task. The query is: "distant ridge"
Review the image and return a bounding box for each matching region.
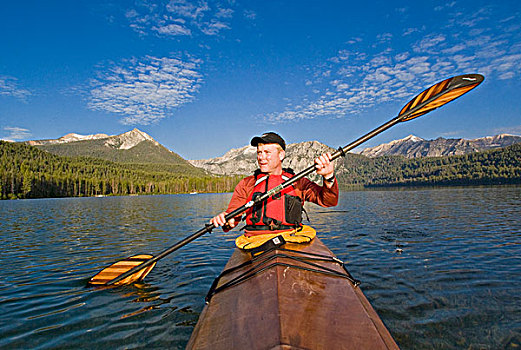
[27,132,110,145]
[359,134,521,158]
[26,129,206,175]
[190,134,521,177]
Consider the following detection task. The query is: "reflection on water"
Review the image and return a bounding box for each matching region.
[0,187,520,349]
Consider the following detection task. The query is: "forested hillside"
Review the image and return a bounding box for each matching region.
[0,141,240,199]
[338,143,521,188]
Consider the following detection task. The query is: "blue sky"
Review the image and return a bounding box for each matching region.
[1,0,520,159]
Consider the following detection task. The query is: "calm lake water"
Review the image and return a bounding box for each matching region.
[1,186,520,349]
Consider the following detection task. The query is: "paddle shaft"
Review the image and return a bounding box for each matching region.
[105,74,480,285]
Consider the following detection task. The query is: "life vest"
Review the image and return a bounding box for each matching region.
[236,225,316,250]
[244,169,303,236]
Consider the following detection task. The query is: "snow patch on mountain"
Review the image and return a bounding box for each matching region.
[27,132,110,145]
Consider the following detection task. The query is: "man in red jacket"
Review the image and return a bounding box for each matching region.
[211,132,338,235]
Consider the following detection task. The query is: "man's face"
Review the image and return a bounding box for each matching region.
[257,143,284,174]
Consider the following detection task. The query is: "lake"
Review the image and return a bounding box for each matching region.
[1,186,520,349]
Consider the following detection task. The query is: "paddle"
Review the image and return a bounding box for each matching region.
[89,73,484,286]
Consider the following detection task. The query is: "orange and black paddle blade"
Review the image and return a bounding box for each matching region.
[89,254,156,286]
[398,73,484,122]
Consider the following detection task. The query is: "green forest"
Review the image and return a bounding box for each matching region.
[1,141,521,200]
[1,141,241,199]
[337,143,521,188]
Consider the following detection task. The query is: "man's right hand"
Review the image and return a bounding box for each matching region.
[210,212,236,229]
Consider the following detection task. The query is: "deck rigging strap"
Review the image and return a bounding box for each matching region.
[205,246,361,303]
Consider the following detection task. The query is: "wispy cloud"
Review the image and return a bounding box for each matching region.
[244,9,257,20]
[0,76,31,102]
[2,127,31,141]
[412,34,446,53]
[266,4,521,123]
[434,2,457,12]
[493,125,521,136]
[153,23,191,36]
[439,131,463,138]
[88,55,203,125]
[125,0,234,37]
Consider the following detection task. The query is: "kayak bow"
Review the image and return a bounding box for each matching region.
[187,237,399,349]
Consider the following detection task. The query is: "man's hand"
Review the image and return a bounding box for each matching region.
[315,152,335,178]
[210,212,236,229]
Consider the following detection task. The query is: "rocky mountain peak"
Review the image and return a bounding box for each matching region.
[401,134,424,143]
[104,128,159,150]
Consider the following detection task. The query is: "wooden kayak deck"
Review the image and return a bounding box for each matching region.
[187,237,399,350]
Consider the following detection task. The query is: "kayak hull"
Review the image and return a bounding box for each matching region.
[187,237,399,349]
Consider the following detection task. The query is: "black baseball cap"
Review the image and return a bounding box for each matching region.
[250,132,286,150]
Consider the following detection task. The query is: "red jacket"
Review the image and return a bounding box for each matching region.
[226,172,339,231]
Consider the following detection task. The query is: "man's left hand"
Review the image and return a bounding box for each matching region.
[315,152,335,179]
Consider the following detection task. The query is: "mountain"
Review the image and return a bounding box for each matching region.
[189,134,521,182]
[26,129,206,176]
[359,134,521,158]
[190,145,258,176]
[27,132,110,145]
[190,141,339,181]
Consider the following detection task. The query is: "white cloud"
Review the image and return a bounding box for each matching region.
[153,23,191,36]
[434,2,456,11]
[439,130,462,137]
[126,0,234,37]
[346,37,362,45]
[413,34,446,53]
[2,127,31,141]
[216,8,233,18]
[200,20,230,35]
[88,56,203,125]
[492,125,521,135]
[166,0,209,19]
[376,33,393,45]
[244,9,256,20]
[0,76,31,101]
[442,44,467,54]
[267,4,521,123]
[403,27,420,36]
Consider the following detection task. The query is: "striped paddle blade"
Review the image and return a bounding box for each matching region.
[89,254,156,286]
[399,74,484,122]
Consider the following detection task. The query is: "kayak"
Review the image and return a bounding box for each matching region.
[186,236,399,349]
